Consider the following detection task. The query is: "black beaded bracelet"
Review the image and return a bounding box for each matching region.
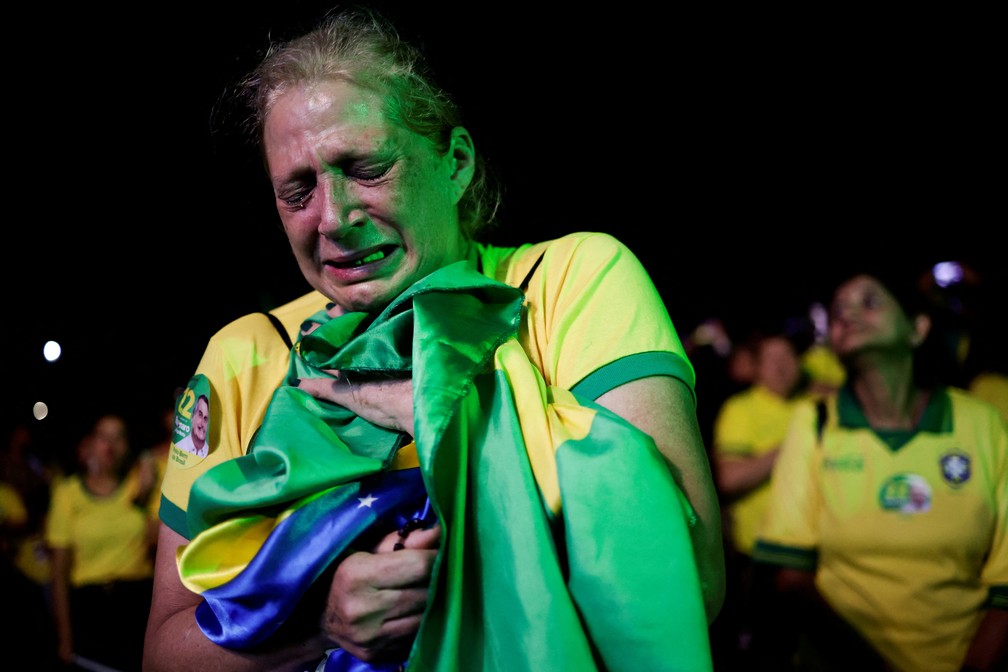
[393,517,428,551]
[393,497,434,550]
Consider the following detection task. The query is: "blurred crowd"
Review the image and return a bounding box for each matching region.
[1,392,176,671]
[689,258,1006,670]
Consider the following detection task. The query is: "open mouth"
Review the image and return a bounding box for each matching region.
[332,246,394,269]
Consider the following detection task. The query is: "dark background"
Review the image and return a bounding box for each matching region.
[4,2,1003,456]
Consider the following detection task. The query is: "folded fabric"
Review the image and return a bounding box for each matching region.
[178,261,712,671]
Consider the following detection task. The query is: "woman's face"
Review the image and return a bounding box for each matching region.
[263,78,474,314]
[828,274,917,358]
[80,415,128,474]
[755,336,801,397]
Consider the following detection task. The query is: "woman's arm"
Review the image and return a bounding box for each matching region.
[50,546,74,666]
[144,524,324,672]
[715,447,781,498]
[143,522,437,671]
[596,375,726,624]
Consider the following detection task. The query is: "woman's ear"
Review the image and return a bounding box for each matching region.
[446,126,475,200]
[911,314,932,348]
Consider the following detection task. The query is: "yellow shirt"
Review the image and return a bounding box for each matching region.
[45,470,156,587]
[0,482,27,526]
[755,387,1008,672]
[713,384,802,554]
[160,232,695,538]
[969,371,1008,423]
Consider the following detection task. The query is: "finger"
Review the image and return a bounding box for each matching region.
[362,551,438,593]
[293,376,346,405]
[373,527,406,554]
[372,523,441,553]
[325,556,431,649]
[340,547,437,587]
[399,525,441,551]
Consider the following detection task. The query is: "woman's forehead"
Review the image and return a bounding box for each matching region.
[270,78,389,126]
[264,79,403,159]
[835,274,887,298]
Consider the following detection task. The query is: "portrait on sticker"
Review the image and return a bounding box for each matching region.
[173,376,212,458]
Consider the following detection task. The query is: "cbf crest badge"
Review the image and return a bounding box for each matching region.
[939,450,971,487]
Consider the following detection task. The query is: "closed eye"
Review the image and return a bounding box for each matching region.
[281,188,313,210]
[345,160,393,183]
[277,159,394,210]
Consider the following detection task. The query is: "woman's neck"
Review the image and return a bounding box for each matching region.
[849,361,927,431]
[83,469,122,496]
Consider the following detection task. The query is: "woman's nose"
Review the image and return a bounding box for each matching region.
[317,178,365,237]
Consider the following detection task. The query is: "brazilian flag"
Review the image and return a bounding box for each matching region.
[178,262,712,671]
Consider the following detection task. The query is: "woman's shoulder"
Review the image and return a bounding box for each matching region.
[485,230,629,259]
[481,232,638,286]
[209,290,329,342]
[267,289,330,322]
[532,231,631,258]
[190,291,327,384]
[787,394,832,432]
[50,472,83,499]
[947,385,1007,425]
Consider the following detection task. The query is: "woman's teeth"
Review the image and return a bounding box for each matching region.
[353,250,386,267]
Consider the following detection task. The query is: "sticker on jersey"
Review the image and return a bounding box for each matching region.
[939,450,971,487]
[878,473,932,514]
[170,374,213,466]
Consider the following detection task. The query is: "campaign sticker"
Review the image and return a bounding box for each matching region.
[878,473,932,514]
[171,375,212,463]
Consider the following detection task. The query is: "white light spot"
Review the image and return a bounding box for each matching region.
[43,341,62,362]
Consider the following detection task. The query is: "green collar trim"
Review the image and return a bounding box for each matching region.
[835,384,952,450]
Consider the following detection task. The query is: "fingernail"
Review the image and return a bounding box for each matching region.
[291,378,301,387]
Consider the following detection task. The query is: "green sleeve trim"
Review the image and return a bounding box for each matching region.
[570,351,696,405]
[159,494,191,540]
[751,540,818,571]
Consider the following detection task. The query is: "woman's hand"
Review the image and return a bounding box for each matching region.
[295,320,430,661]
[295,375,414,435]
[321,524,440,662]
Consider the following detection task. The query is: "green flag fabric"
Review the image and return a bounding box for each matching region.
[178,260,713,671]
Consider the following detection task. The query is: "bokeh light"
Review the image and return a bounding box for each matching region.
[33,401,49,420]
[43,340,62,362]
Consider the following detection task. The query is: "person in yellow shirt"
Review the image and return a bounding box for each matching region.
[753,265,1008,672]
[711,326,809,668]
[46,413,160,672]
